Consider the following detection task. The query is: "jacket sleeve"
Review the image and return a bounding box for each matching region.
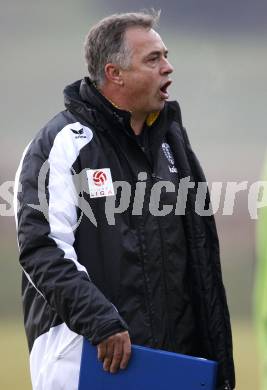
[14,124,128,345]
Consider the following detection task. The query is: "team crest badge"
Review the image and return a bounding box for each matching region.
[86,168,115,198]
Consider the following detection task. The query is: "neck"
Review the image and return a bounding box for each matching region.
[130,113,147,135]
[99,84,127,111]
[99,84,147,135]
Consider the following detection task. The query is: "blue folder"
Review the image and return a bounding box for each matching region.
[78,338,218,390]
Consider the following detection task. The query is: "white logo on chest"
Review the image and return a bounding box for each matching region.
[162,143,178,174]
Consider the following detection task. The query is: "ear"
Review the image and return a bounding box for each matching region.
[104,64,124,86]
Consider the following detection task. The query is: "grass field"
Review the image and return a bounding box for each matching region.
[0,320,259,389]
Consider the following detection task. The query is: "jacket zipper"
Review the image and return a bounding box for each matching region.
[106,123,169,348]
[137,217,156,346]
[152,173,176,352]
[134,138,172,349]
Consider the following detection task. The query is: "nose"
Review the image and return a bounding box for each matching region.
[160,57,174,75]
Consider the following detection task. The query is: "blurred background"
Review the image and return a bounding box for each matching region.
[0,0,266,388]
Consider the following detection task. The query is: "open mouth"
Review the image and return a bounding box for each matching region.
[159,80,172,99]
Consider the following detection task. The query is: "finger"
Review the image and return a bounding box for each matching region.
[110,339,123,373]
[103,340,114,372]
[120,338,131,370]
[97,342,107,362]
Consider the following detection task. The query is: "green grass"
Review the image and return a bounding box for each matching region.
[0,321,31,389]
[0,320,260,389]
[232,321,259,389]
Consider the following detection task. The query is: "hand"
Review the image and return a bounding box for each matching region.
[97,331,131,374]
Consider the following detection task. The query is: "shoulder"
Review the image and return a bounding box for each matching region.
[25,111,94,165]
[166,100,183,127]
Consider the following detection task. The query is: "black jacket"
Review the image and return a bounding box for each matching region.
[15,78,235,389]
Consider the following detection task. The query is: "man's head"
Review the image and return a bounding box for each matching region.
[84,11,174,116]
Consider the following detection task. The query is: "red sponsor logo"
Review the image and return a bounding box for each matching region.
[93,170,107,186]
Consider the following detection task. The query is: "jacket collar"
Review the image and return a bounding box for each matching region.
[64,77,181,138]
[80,77,132,129]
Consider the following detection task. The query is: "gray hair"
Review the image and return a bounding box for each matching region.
[84,10,161,87]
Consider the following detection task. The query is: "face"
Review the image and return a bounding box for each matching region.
[120,27,174,116]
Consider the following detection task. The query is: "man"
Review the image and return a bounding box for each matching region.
[14,11,235,390]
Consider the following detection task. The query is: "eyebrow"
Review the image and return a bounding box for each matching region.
[145,49,169,59]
